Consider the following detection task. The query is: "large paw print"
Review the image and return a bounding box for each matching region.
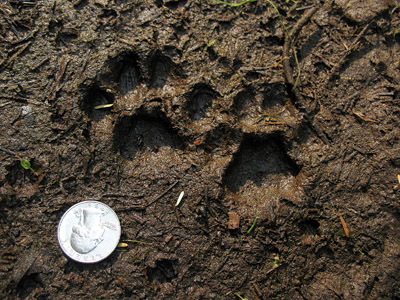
[80,46,305,221]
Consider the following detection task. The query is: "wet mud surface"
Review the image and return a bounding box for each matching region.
[0,0,400,299]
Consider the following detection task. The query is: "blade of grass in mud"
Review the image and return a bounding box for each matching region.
[94,103,113,109]
[123,239,151,245]
[210,0,257,7]
[247,217,258,234]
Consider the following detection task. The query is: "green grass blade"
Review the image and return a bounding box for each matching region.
[210,0,257,7]
[247,216,258,234]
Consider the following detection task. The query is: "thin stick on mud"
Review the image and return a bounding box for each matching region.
[145,180,179,208]
[283,7,318,89]
[252,282,263,298]
[282,6,330,144]
[352,110,378,123]
[1,41,32,70]
[0,146,16,156]
[49,55,69,101]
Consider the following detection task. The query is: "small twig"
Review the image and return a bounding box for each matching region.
[174,206,181,224]
[29,57,49,72]
[116,205,146,212]
[16,237,28,246]
[11,29,37,46]
[123,239,151,245]
[131,213,146,224]
[0,101,12,108]
[283,6,318,89]
[210,0,257,7]
[283,6,330,144]
[145,181,179,208]
[265,264,281,275]
[351,145,367,155]
[352,110,378,123]
[296,5,314,11]
[343,91,360,112]
[264,121,285,125]
[252,282,263,298]
[0,146,16,156]
[103,192,144,198]
[1,41,32,69]
[0,95,42,105]
[49,55,69,101]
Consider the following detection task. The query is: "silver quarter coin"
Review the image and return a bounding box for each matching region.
[57,201,121,263]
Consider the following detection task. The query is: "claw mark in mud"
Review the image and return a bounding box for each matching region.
[113,111,182,160]
[5,161,29,186]
[223,135,300,193]
[149,53,171,89]
[118,54,140,96]
[233,90,254,117]
[298,219,320,235]
[146,259,177,283]
[4,160,39,200]
[233,89,254,116]
[187,84,219,120]
[82,87,115,121]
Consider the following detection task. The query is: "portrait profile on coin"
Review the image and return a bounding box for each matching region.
[70,207,105,254]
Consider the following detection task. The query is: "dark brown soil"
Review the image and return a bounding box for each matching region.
[1,0,400,299]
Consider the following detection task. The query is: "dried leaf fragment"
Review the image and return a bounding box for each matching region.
[339,214,350,237]
[227,211,240,230]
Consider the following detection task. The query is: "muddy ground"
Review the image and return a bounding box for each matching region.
[0,0,400,299]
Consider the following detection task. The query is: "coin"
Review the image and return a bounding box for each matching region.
[57,201,121,263]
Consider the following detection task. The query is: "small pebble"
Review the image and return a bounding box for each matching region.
[21,105,33,116]
[198,206,207,218]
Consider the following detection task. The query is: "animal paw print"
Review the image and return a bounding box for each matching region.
[80,47,305,220]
